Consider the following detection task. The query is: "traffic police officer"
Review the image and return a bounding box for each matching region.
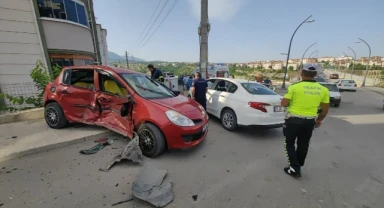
[280,63,330,178]
[191,72,208,110]
[148,64,164,83]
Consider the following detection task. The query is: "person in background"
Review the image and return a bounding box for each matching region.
[191,72,208,110]
[263,77,272,88]
[186,75,193,91]
[183,74,189,91]
[148,64,164,83]
[280,63,330,178]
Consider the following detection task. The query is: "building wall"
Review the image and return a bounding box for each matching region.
[96,24,108,65]
[102,29,108,65]
[42,18,95,53]
[0,0,46,83]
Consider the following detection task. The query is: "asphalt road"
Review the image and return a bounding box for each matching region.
[1,88,384,208]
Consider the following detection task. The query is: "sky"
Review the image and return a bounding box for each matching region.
[93,0,384,62]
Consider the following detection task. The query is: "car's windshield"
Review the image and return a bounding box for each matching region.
[120,73,175,99]
[321,84,339,92]
[241,83,278,95]
[314,77,326,82]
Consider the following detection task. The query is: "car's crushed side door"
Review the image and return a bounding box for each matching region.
[94,70,134,139]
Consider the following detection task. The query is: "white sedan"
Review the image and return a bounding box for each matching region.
[191,78,285,131]
[335,79,357,92]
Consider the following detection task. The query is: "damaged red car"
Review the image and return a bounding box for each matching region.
[43,65,209,157]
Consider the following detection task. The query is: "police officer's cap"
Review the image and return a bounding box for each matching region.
[302,63,319,72]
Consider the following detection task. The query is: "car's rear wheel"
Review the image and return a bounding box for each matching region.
[45,102,68,129]
[137,123,165,158]
[221,108,238,131]
[352,90,356,92]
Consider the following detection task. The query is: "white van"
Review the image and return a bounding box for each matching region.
[192,64,230,79]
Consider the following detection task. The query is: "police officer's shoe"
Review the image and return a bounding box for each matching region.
[284,167,301,178]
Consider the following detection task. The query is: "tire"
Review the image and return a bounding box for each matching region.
[137,123,166,158]
[188,94,191,98]
[221,108,238,131]
[352,90,356,92]
[44,102,68,129]
[334,103,340,107]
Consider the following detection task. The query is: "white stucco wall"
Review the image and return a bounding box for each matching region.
[0,0,46,84]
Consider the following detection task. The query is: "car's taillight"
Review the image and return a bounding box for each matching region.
[248,102,270,113]
[338,83,342,86]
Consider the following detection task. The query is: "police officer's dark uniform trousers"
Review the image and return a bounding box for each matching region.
[282,78,329,176]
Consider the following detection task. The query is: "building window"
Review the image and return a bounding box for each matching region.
[37,0,89,27]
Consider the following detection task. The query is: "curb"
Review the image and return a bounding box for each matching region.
[0,130,114,162]
[0,108,44,124]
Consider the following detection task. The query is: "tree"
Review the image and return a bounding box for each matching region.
[288,66,294,71]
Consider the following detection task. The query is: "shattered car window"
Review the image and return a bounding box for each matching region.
[120,73,175,99]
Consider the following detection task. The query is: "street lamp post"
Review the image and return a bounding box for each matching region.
[347,47,357,79]
[356,38,371,87]
[282,15,315,89]
[300,42,317,68]
[342,52,349,78]
[308,50,319,58]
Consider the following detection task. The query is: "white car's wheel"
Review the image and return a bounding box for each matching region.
[221,108,238,131]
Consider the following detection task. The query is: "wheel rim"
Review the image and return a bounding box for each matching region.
[46,107,59,126]
[139,129,155,153]
[222,112,234,128]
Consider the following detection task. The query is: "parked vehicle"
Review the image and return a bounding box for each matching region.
[43,66,208,157]
[192,64,230,79]
[329,74,339,79]
[335,79,357,92]
[163,72,174,77]
[189,78,284,131]
[314,77,326,82]
[319,82,341,107]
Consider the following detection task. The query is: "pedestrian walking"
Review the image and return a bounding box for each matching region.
[280,63,330,178]
[191,72,208,111]
[148,64,164,83]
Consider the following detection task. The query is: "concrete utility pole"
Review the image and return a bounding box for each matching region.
[199,0,210,79]
[125,51,129,69]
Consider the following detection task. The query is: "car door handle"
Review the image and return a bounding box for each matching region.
[59,90,70,94]
[220,95,226,97]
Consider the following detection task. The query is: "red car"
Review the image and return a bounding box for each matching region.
[329,74,339,79]
[43,65,208,157]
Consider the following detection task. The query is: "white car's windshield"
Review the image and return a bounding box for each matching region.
[120,73,175,99]
[321,84,339,92]
[241,83,278,95]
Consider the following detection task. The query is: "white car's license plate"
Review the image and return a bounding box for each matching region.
[274,106,285,112]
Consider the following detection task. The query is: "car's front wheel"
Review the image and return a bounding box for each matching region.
[221,108,238,131]
[44,102,68,129]
[137,123,166,158]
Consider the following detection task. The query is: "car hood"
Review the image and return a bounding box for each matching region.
[149,96,204,120]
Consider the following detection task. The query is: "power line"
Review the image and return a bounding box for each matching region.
[136,0,170,48]
[138,0,180,50]
[134,0,163,46]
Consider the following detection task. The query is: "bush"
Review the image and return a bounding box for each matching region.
[0,60,61,111]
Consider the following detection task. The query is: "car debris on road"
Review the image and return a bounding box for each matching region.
[100,133,142,172]
[132,163,174,207]
[79,139,113,155]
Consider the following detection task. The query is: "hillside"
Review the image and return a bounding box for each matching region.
[108,51,146,62]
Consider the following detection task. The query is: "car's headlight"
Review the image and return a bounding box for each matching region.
[165,110,195,127]
[335,96,341,99]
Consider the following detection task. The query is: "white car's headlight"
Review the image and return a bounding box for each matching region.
[165,110,195,127]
